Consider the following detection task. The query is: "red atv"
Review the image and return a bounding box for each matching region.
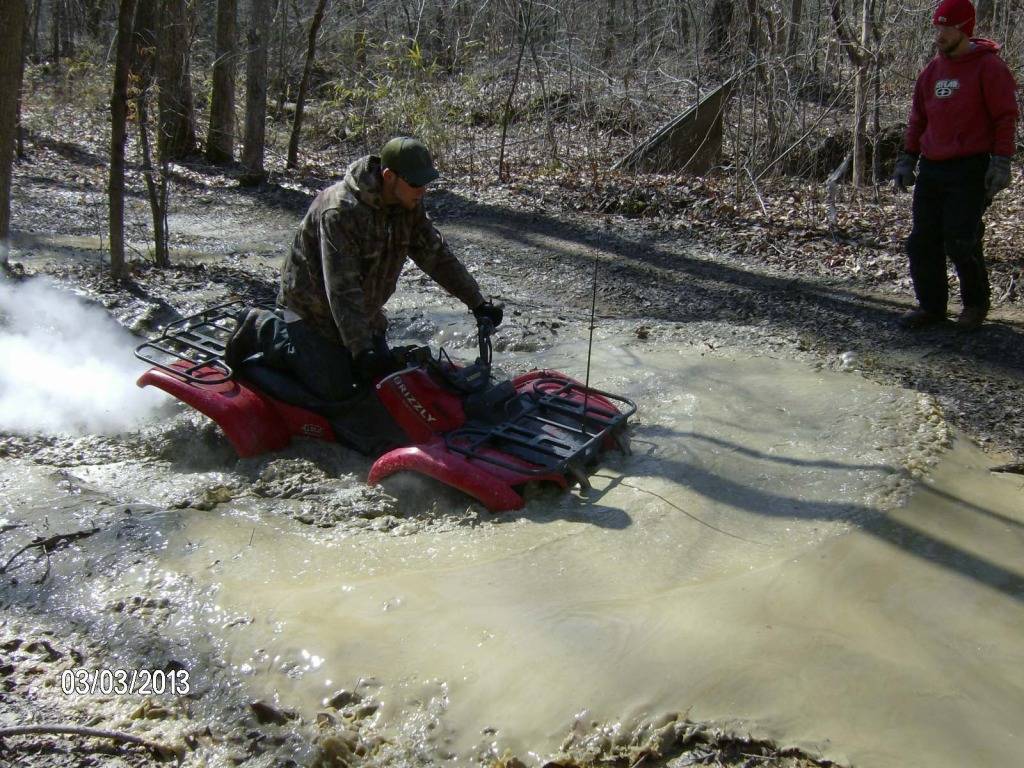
[135,302,634,512]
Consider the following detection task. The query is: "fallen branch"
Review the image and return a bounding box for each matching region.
[990,462,1024,475]
[745,166,769,217]
[0,724,176,758]
[0,528,100,574]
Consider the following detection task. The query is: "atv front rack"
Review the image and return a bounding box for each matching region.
[444,375,636,488]
[134,301,243,385]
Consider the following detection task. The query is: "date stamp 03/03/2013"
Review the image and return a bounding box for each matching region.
[60,667,191,697]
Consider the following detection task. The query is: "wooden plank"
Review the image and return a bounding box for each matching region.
[614,78,736,175]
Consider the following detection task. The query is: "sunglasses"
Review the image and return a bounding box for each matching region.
[398,174,426,190]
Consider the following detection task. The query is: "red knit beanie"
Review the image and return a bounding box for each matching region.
[933,0,975,36]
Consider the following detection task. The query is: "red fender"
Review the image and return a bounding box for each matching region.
[369,440,527,512]
[137,366,297,457]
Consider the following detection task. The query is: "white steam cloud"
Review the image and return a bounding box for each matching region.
[0,276,165,436]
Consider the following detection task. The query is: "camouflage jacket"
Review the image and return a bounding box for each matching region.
[278,155,484,355]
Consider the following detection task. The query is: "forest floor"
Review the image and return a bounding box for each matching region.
[2,87,1024,767]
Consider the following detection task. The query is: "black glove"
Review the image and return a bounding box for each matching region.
[984,155,1012,199]
[354,346,400,382]
[893,151,918,193]
[472,300,504,328]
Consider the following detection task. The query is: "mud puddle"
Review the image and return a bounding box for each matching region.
[4,293,1021,767]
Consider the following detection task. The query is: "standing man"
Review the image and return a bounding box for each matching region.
[893,0,1017,330]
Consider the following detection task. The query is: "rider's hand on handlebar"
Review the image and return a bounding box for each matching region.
[472,300,504,329]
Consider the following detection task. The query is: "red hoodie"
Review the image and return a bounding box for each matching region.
[905,38,1018,161]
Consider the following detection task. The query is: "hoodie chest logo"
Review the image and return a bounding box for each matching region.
[935,79,960,98]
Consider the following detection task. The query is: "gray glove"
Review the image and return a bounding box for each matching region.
[984,155,1012,199]
[892,151,918,193]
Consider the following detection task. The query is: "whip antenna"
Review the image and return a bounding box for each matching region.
[582,251,599,428]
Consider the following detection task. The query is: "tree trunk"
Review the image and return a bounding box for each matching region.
[786,0,802,57]
[206,0,237,163]
[137,95,169,267]
[17,2,29,158]
[707,0,733,60]
[274,0,287,116]
[675,3,690,49]
[86,0,104,38]
[60,0,73,57]
[50,0,60,70]
[286,0,328,169]
[830,0,870,187]
[109,0,137,281]
[241,0,272,184]
[976,0,993,32]
[629,0,639,67]
[601,0,616,66]
[498,0,532,181]
[430,0,448,69]
[156,0,196,161]
[133,0,169,267]
[746,0,759,51]
[30,0,42,60]
[0,0,27,251]
[851,0,870,187]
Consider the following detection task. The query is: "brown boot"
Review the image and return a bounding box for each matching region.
[898,308,945,329]
[955,306,987,331]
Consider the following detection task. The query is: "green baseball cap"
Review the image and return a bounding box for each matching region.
[380,137,439,186]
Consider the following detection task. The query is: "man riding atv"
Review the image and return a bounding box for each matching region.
[138,138,634,506]
[227,137,503,447]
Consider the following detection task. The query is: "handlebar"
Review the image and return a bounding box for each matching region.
[476,318,494,368]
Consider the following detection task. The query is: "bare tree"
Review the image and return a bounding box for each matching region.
[831,0,872,187]
[134,0,170,267]
[109,0,137,280]
[286,0,329,169]
[602,0,617,66]
[976,0,993,33]
[29,0,41,60]
[86,0,105,38]
[707,0,733,60]
[157,0,197,160]
[786,0,803,57]
[0,0,27,252]
[207,0,238,164]
[497,0,533,181]
[241,0,273,184]
[273,0,289,115]
[50,0,61,71]
[17,0,29,158]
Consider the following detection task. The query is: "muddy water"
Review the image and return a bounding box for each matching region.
[3,308,1023,767]
[110,322,1022,766]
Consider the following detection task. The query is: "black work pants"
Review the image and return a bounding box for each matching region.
[906,154,990,315]
[224,307,406,456]
[226,307,357,401]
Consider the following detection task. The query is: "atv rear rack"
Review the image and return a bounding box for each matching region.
[444,376,635,487]
[134,301,243,385]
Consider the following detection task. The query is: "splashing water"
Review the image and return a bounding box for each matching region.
[0,276,165,435]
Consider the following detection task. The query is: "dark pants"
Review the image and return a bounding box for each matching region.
[906,154,990,316]
[225,308,406,456]
[226,307,358,401]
